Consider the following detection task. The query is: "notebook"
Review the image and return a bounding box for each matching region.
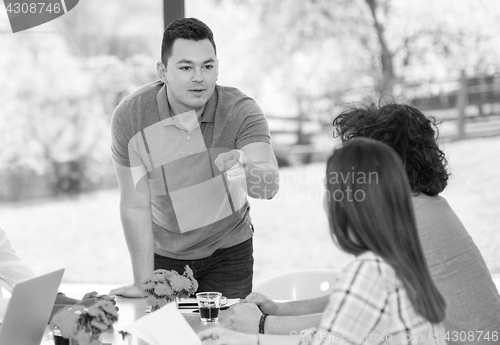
[0,268,64,345]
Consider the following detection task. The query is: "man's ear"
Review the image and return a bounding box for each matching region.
[215,58,220,82]
[157,62,167,83]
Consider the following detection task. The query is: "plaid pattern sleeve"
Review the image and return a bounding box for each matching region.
[307,252,446,345]
[311,255,388,345]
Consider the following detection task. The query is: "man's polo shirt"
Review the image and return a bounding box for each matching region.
[111,81,271,259]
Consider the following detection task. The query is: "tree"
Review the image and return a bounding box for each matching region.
[250,0,500,98]
[0,0,163,200]
[54,0,161,58]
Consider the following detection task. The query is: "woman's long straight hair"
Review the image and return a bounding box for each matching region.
[325,138,446,323]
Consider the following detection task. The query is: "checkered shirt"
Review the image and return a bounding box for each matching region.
[306,252,446,345]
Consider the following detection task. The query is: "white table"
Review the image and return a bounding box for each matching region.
[42,297,226,345]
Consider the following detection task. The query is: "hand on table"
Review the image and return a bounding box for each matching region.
[51,291,118,320]
[77,291,117,309]
[199,326,258,345]
[109,284,146,298]
[243,292,278,315]
[223,303,261,334]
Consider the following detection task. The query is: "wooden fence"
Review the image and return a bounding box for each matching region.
[410,71,500,141]
[267,115,329,166]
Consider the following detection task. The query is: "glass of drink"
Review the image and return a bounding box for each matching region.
[195,292,228,322]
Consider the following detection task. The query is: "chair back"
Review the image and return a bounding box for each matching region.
[253,269,341,300]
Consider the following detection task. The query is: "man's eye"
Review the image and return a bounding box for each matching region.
[204,65,214,70]
[180,66,191,71]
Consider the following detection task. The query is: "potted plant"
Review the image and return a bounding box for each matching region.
[50,300,118,345]
[142,265,198,311]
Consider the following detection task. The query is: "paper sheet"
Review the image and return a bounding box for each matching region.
[0,298,9,325]
[124,302,201,345]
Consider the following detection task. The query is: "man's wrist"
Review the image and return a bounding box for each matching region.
[133,271,152,286]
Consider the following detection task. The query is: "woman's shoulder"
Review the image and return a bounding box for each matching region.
[346,252,392,271]
[341,252,401,290]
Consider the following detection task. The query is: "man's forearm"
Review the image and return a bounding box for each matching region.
[265,313,323,335]
[274,295,329,316]
[245,160,279,199]
[120,206,154,285]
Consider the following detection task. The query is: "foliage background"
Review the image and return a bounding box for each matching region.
[0,0,499,285]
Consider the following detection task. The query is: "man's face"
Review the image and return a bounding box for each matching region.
[159,38,218,115]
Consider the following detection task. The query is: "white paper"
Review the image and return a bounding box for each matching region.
[124,302,201,345]
[0,298,10,324]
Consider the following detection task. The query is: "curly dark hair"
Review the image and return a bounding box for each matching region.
[161,18,217,64]
[332,102,449,196]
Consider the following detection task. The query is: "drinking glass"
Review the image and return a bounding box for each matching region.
[195,292,227,322]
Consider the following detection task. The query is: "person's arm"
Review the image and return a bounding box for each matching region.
[274,296,330,315]
[199,327,300,345]
[0,227,36,294]
[262,314,323,335]
[51,292,117,322]
[215,143,279,200]
[241,142,279,199]
[109,161,153,298]
[225,302,324,335]
[245,292,330,316]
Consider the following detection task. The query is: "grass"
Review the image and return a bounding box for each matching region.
[1,135,499,287]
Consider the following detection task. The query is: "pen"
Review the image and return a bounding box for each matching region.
[192,306,231,313]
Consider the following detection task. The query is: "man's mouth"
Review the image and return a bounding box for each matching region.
[189,88,205,93]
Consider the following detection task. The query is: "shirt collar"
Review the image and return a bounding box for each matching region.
[156,83,217,124]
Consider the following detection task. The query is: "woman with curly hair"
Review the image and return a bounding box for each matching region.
[330,102,500,339]
[332,103,449,196]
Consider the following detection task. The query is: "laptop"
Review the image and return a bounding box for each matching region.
[0,268,64,345]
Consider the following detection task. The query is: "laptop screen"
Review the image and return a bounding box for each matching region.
[0,269,64,345]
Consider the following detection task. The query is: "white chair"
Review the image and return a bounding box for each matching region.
[492,273,500,292]
[252,269,341,300]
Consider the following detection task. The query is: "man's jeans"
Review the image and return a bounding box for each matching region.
[154,238,253,299]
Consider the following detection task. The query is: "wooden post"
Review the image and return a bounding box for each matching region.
[457,70,468,140]
[296,97,309,145]
[163,0,185,29]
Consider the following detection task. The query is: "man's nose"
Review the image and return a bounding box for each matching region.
[192,67,204,82]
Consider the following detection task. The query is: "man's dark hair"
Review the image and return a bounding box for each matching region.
[161,18,217,64]
[332,102,449,196]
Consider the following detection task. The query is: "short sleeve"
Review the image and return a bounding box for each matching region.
[0,228,36,294]
[111,100,133,167]
[110,102,150,192]
[311,259,389,345]
[234,99,271,149]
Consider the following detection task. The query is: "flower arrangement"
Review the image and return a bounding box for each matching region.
[142,265,198,311]
[50,300,118,345]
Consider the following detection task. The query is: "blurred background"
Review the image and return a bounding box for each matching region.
[1,0,499,290]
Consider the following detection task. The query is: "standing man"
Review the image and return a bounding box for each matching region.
[110,18,279,299]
